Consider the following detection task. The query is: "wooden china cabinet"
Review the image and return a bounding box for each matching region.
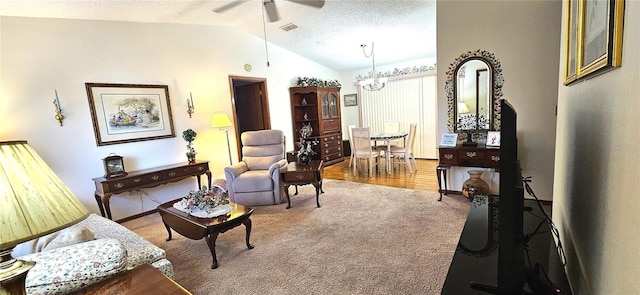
[289,86,344,166]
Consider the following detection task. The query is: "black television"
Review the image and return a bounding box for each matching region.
[471,99,525,294]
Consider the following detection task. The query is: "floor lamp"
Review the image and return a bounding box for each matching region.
[211,112,233,165]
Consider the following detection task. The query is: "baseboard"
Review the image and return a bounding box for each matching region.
[116,209,158,224]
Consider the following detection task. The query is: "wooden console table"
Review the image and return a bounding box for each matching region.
[437,145,500,200]
[93,161,211,220]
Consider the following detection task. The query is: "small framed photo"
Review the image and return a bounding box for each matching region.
[344,94,357,107]
[486,131,501,147]
[440,133,458,147]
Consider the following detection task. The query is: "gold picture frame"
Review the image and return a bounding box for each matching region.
[565,0,625,85]
[86,83,176,146]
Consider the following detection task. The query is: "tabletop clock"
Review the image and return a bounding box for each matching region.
[103,154,127,178]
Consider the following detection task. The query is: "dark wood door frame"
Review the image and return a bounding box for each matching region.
[227,76,271,161]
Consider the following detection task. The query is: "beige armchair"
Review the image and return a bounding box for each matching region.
[224,129,287,206]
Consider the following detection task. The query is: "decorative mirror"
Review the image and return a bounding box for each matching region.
[446,50,504,145]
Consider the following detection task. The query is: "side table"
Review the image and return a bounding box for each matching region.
[280,160,324,209]
[77,264,191,294]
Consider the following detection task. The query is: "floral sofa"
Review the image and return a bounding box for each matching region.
[15,213,173,295]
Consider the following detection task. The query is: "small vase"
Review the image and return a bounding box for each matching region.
[300,123,313,138]
[462,170,490,199]
[186,152,196,164]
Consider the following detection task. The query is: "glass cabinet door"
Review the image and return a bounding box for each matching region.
[329,93,338,117]
[321,94,330,118]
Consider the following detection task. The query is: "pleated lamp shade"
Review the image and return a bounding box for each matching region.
[0,141,88,251]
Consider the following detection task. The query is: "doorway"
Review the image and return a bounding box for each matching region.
[228,76,272,160]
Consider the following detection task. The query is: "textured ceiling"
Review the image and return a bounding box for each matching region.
[0,0,436,72]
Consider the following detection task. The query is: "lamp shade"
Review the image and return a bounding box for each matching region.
[458,102,470,114]
[211,112,232,128]
[0,141,88,250]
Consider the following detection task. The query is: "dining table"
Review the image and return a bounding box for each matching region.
[370,132,408,173]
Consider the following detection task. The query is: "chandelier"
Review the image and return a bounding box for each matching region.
[359,42,388,91]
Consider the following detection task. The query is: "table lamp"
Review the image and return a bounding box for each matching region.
[211,112,233,165]
[0,141,88,294]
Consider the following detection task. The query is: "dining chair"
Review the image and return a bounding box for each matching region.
[389,123,418,173]
[347,125,356,168]
[351,127,381,177]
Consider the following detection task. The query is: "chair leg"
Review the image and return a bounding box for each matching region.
[410,154,418,172]
[352,158,358,176]
[405,155,413,174]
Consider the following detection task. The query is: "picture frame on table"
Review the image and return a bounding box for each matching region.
[486,131,501,147]
[564,0,625,85]
[440,133,458,147]
[86,83,176,146]
[344,94,357,107]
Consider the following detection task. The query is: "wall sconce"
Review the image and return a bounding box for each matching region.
[53,89,64,126]
[187,92,195,118]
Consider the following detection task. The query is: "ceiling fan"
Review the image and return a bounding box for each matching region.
[213,0,325,22]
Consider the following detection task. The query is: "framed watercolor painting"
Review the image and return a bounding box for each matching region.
[86,83,176,146]
[565,0,625,85]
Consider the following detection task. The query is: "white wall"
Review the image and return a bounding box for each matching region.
[554,1,640,293]
[0,16,339,220]
[437,0,562,201]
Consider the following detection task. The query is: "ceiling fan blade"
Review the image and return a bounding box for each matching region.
[264,0,281,22]
[288,0,325,9]
[212,0,249,13]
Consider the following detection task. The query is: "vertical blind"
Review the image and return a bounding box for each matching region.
[359,73,437,159]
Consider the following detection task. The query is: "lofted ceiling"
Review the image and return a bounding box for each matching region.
[0,0,436,73]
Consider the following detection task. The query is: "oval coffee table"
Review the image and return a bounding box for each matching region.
[157,200,254,269]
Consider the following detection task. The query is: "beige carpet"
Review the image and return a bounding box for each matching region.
[123,179,470,295]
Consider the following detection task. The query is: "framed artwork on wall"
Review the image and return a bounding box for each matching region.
[86,83,176,146]
[563,0,579,85]
[344,94,357,107]
[564,0,625,85]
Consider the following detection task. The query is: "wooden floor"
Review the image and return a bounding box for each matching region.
[323,157,553,214]
[323,157,442,192]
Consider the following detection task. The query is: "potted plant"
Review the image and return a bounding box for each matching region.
[182,129,197,163]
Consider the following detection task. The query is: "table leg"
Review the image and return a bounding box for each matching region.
[94,194,106,218]
[313,182,322,208]
[163,221,173,241]
[284,184,292,209]
[205,232,220,269]
[386,141,392,173]
[102,195,113,220]
[243,218,254,250]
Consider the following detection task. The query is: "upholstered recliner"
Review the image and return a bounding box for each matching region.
[224,129,288,206]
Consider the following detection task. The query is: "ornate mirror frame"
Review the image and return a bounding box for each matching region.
[446,49,504,133]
